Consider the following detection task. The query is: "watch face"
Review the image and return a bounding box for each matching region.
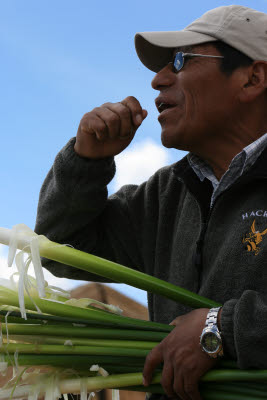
[202,332,220,352]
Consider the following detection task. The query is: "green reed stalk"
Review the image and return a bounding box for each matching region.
[7,335,158,349]
[0,343,150,358]
[202,368,267,382]
[0,227,219,309]
[201,382,267,398]
[3,371,267,400]
[0,286,171,332]
[2,323,168,341]
[3,354,145,368]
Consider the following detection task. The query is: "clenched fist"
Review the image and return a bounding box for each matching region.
[74,96,148,159]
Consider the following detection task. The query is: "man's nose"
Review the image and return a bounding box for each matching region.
[151,63,176,90]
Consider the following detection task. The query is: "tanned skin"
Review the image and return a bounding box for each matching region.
[74,43,267,399]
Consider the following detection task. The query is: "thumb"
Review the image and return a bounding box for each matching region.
[133,109,148,128]
[142,109,148,119]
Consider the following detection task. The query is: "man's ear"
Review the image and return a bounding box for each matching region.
[239,61,267,103]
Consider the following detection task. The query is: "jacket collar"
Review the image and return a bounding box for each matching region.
[171,145,267,216]
[172,145,267,185]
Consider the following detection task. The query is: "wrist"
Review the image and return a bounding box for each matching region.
[200,307,224,358]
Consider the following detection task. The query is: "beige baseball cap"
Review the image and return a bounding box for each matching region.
[135,5,267,72]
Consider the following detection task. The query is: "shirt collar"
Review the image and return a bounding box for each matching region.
[188,132,267,185]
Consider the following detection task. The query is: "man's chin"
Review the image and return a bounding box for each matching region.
[161,131,187,151]
[161,129,174,148]
[161,137,172,149]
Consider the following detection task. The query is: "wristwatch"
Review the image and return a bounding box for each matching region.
[200,307,223,358]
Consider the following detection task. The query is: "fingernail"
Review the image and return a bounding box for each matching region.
[143,377,147,386]
[135,114,142,125]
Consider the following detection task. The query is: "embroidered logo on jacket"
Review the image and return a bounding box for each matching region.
[243,219,267,255]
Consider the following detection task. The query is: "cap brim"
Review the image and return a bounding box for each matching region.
[135,30,217,72]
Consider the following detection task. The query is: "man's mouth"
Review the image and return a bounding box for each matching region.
[156,99,177,114]
[158,103,175,113]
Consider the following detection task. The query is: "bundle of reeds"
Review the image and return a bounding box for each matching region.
[0,224,266,400]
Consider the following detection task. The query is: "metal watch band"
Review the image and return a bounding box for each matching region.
[200,306,224,358]
[205,307,221,329]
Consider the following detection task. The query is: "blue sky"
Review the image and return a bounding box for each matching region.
[1,0,267,305]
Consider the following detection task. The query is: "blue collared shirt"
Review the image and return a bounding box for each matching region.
[187,133,267,207]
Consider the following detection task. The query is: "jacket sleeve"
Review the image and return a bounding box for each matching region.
[35,137,158,281]
[221,292,267,368]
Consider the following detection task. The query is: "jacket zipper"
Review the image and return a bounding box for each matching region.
[193,221,207,269]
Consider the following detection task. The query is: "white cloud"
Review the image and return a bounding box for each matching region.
[113,139,170,191]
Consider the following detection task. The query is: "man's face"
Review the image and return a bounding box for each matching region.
[152,44,241,156]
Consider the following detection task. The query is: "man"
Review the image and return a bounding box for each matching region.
[35,5,267,400]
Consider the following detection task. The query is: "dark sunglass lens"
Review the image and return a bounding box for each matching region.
[173,52,184,72]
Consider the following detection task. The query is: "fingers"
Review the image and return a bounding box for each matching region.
[75,96,147,158]
[160,361,175,398]
[143,346,162,386]
[120,96,145,127]
[173,368,203,400]
[159,359,202,400]
[100,102,133,139]
[80,96,147,142]
[81,112,108,142]
[143,353,200,400]
[183,383,202,400]
[142,310,212,400]
[100,96,146,140]
[93,107,120,140]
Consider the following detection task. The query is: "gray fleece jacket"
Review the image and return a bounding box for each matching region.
[35,137,267,369]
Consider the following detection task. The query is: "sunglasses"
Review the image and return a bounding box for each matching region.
[170,51,224,73]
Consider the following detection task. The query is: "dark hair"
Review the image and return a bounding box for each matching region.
[212,41,253,76]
